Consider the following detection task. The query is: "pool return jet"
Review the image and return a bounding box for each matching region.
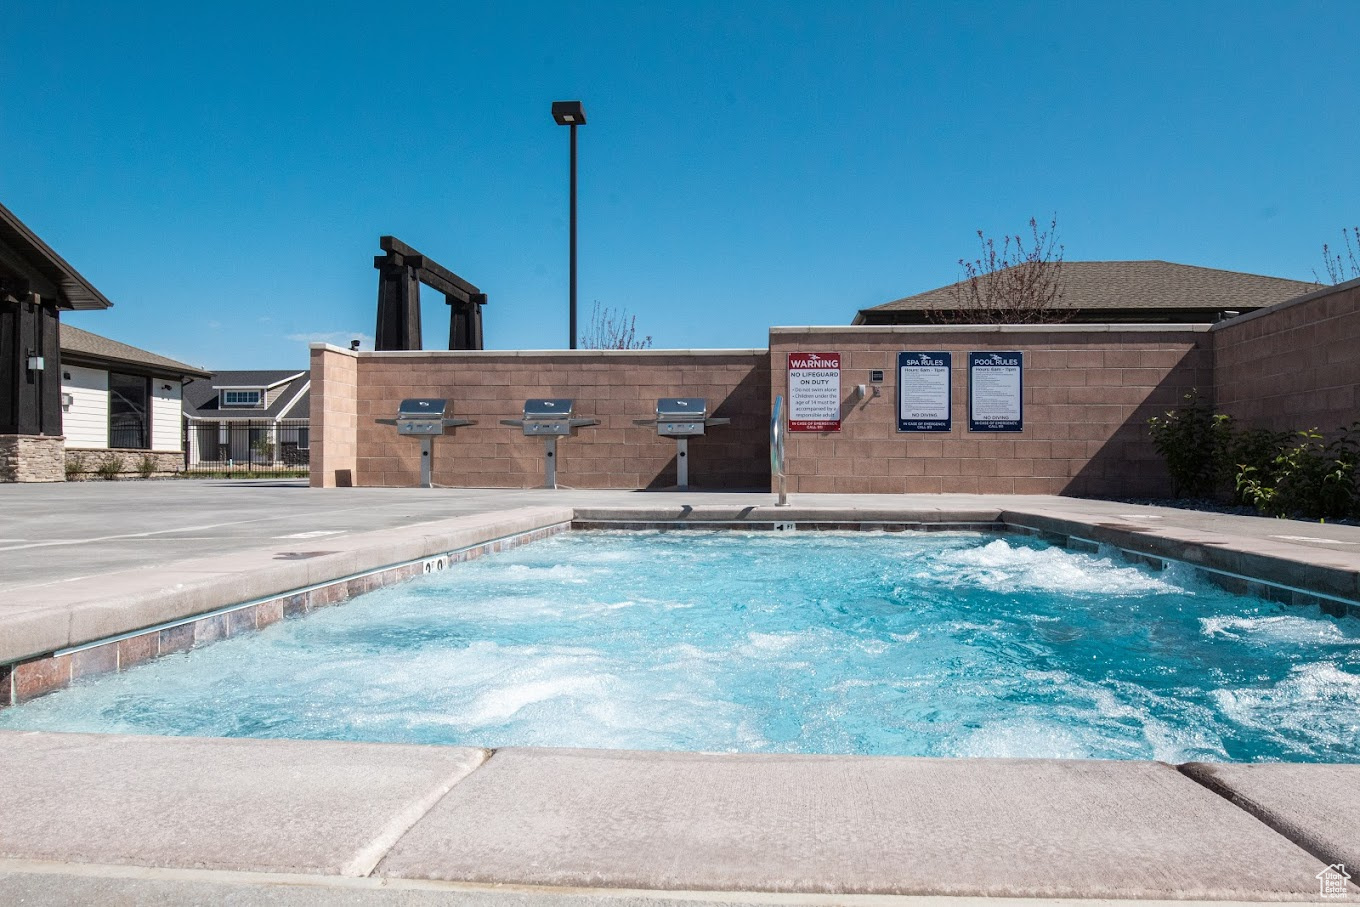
[375,398,474,488]
[501,399,599,489]
[634,397,730,489]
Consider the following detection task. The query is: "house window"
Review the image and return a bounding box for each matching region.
[109,373,150,449]
[222,390,262,407]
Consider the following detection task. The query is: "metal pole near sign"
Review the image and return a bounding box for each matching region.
[771,395,788,507]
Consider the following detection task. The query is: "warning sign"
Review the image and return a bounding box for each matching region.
[788,351,841,432]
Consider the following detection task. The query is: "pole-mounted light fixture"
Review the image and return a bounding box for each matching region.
[551,101,586,349]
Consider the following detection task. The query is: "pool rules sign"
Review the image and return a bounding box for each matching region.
[968,351,1023,432]
[788,352,841,431]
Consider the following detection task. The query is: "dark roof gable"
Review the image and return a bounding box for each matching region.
[207,370,304,390]
[183,370,310,419]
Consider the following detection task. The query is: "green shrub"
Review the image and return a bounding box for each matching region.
[138,454,158,479]
[1220,425,1288,504]
[65,452,86,480]
[1237,426,1359,520]
[95,454,124,481]
[1150,398,1359,520]
[1147,391,1223,498]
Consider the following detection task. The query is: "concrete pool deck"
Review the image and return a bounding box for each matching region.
[1,480,1359,903]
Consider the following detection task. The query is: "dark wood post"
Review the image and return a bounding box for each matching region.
[0,288,62,437]
[446,292,487,351]
[374,261,423,351]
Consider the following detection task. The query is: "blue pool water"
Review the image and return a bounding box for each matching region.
[3,531,1359,762]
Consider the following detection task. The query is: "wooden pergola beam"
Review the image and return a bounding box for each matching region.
[379,237,482,299]
[373,236,487,351]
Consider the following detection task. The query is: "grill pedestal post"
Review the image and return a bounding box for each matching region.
[675,437,689,489]
[419,437,434,489]
[543,438,558,489]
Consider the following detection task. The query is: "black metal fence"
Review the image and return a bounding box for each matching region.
[182,419,311,477]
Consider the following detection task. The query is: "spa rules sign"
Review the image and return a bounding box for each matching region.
[788,351,841,432]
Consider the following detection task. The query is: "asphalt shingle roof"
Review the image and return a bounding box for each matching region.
[60,324,212,378]
[183,370,310,419]
[859,260,1318,319]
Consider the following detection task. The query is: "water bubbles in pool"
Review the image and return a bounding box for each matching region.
[922,538,1180,596]
[2,530,1356,762]
[1200,614,1360,646]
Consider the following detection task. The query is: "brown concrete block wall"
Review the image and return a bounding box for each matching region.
[351,350,770,489]
[1211,279,1360,434]
[310,346,360,488]
[770,326,1211,497]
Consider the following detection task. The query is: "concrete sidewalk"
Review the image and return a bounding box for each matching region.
[1,732,1354,903]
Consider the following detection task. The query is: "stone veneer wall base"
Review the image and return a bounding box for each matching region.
[0,434,66,483]
[65,449,185,479]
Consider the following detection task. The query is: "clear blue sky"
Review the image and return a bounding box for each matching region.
[4,1,1358,370]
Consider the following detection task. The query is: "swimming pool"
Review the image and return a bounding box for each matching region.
[2,530,1357,762]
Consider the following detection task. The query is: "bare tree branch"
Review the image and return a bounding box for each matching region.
[1316,226,1360,285]
[929,216,1068,324]
[581,301,653,350]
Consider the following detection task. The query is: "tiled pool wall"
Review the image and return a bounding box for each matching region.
[0,523,567,710]
[1058,534,1360,619]
[4,515,1356,711]
[571,519,1008,533]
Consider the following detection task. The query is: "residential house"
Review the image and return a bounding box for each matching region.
[59,325,212,475]
[182,370,310,467]
[854,260,1318,325]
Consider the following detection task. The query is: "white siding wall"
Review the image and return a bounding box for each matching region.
[61,365,109,449]
[152,381,183,451]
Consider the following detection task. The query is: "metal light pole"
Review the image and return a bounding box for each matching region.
[551,100,586,349]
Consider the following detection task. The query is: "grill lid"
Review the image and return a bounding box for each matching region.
[397,398,449,419]
[655,397,708,418]
[522,398,575,420]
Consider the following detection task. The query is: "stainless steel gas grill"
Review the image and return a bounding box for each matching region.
[500,399,599,489]
[634,397,730,489]
[375,398,474,488]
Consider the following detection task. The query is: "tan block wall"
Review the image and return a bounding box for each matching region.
[770,326,1212,497]
[310,346,360,488]
[350,350,770,489]
[1211,279,1360,433]
[0,435,66,483]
